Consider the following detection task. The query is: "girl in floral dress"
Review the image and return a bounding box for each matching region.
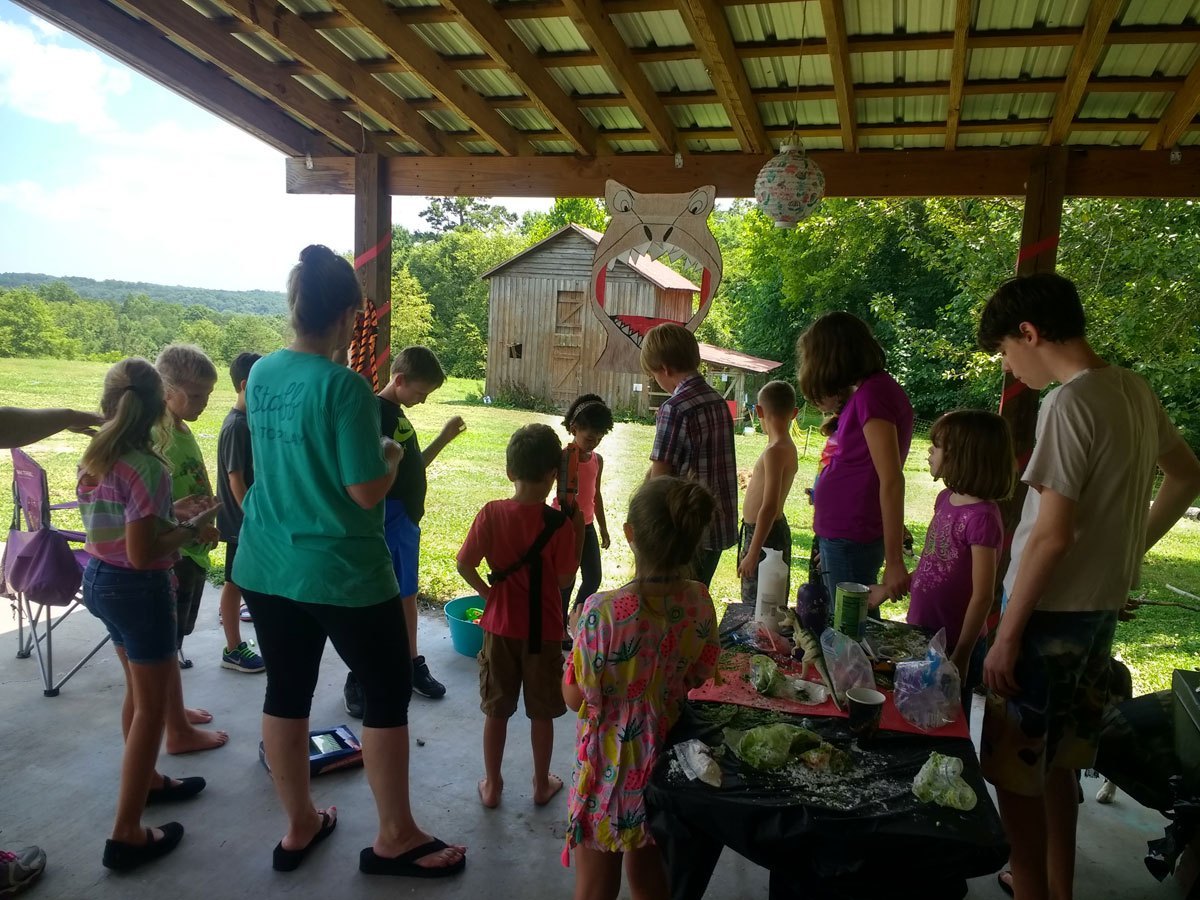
[562,476,720,899]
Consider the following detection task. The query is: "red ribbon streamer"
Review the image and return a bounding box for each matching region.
[1016,235,1059,265]
[354,232,392,270]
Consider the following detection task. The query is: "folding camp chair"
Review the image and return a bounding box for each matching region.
[5,448,109,696]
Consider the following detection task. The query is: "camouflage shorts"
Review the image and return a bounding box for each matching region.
[980,609,1118,797]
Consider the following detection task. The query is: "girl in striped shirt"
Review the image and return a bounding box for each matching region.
[77,358,219,872]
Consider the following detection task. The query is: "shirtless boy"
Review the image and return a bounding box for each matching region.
[736,380,800,603]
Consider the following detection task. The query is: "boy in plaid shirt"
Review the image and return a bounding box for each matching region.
[641,323,737,587]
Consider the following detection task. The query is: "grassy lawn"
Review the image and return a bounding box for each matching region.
[2,357,1196,694]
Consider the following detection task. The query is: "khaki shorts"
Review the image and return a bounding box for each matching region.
[478,632,568,720]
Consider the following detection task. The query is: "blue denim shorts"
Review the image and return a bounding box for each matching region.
[384,499,420,598]
[82,558,176,663]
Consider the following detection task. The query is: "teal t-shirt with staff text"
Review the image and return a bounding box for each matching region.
[232,349,398,606]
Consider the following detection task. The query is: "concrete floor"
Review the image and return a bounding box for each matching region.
[0,587,1186,899]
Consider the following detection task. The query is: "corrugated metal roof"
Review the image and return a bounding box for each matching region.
[724,1,821,43]
[685,138,745,152]
[608,11,694,48]
[529,139,577,153]
[607,139,661,152]
[857,95,947,124]
[957,131,1045,148]
[697,341,781,373]
[1078,91,1172,121]
[546,66,620,98]
[231,30,297,66]
[582,106,646,131]
[496,107,555,131]
[320,27,391,61]
[1118,0,1200,25]
[854,49,952,85]
[457,68,523,98]
[759,98,838,126]
[1100,43,1200,78]
[962,92,1057,121]
[846,0,953,35]
[640,60,714,94]
[507,18,589,55]
[1067,130,1148,146]
[373,71,434,101]
[974,0,1090,31]
[410,22,483,57]
[666,103,732,128]
[967,46,1073,80]
[382,0,443,9]
[743,56,833,91]
[419,107,471,132]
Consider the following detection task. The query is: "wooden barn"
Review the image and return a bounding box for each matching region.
[482,223,700,416]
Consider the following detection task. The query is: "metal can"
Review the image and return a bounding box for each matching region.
[834,582,870,639]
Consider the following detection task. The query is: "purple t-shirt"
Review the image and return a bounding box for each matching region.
[812,371,913,542]
[907,490,1003,648]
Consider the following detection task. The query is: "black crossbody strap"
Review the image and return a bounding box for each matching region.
[487,507,567,653]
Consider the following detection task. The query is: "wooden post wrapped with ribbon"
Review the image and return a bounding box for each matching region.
[351,153,392,387]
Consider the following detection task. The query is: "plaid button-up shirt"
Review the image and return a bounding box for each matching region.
[650,374,738,550]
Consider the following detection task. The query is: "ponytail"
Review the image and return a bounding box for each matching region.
[626,477,715,579]
[80,359,167,478]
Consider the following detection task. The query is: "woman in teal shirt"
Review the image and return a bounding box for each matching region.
[234,245,465,878]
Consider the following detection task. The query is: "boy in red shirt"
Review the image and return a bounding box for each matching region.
[457,424,583,809]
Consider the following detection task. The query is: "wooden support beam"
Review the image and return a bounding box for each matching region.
[676,0,770,153]
[995,147,1068,558]
[109,0,378,156]
[286,147,1200,199]
[9,0,341,158]
[1143,57,1200,150]
[944,0,971,150]
[220,0,449,156]
[818,0,857,151]
[560,0,679,152]
[1046,0,1122,145]
[437,0,598,155]
[355,153,392,385]
[328,0,526,157]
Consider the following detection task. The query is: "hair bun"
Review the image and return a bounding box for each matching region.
[299,244,333,264]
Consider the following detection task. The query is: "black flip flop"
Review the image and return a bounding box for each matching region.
[359,839,466,878]
[102,822,184,872]
[273,810,337,872]
[147,774,206,805]
[997,869,1014,897]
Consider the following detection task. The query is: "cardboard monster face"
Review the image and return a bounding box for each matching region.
[589,180,723,372]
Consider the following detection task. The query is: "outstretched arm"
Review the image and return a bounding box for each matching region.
[423,416,466,467]
[0,407,104,449]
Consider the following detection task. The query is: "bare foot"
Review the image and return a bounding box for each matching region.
[185,707,213,725]
[478,778,502,809]
[533,774,563,806]
[166,726,229,754]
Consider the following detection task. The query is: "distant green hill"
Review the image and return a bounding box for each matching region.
[0,272,287,316]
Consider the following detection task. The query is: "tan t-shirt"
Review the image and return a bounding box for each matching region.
[1003,365,1181,612]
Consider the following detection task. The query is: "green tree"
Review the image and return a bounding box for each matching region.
[420,197,517,234]
[0,288,79,358]
[390,265,434,350]
[180,319,224,362]
[407,228,524,339]
[520,197,608,243]
[438,313,487,378]
[219,315,285,362]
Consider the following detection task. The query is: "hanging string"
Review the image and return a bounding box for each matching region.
[786,0,810,146]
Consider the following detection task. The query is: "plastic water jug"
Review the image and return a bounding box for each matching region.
[754,547,789,628]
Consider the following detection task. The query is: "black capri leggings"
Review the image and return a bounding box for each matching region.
[242,590,412,728]
[562,523,602,622]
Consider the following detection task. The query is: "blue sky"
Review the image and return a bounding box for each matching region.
[0,2,552,290]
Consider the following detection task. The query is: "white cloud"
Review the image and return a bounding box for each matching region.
[0,15,556,291]
[0,19,131,134]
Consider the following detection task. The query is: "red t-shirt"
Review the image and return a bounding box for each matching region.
[457,499,577,642]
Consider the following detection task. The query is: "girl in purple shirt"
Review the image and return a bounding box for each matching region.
[874,410,1016,713]
[797,312,914,605]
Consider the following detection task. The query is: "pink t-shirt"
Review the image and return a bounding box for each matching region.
[907,490,1003,648]
[553,451,599,525]
[812,371,913,542]
[457,499,577,642]
[77,449,177,570]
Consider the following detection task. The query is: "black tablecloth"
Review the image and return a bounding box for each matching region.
[646,605,1008,900]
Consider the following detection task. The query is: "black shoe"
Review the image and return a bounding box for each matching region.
[343,672,364,719]
[102,823,184,872]
[411,656,446,699]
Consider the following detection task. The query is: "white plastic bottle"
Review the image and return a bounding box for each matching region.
[754,547,789,628]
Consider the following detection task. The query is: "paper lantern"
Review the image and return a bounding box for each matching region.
[754,143,825,227]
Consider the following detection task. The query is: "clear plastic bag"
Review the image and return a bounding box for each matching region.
[912,751,977,810]
[819,627,874,706]
[731,619,793,655]
[894,628,961,730]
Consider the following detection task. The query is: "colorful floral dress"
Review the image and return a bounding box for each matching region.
[564,581,719,860]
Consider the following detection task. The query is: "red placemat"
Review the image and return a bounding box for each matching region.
[689,651,970,740]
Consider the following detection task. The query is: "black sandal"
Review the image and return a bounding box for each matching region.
[359,839,467,878]
[102,822,184,871]
[273,809,337,872]
[146,774,206,805]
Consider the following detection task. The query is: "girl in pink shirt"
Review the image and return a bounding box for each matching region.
[797,313,914,605]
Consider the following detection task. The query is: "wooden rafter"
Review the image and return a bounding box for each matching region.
[1143,57,1200,150]
[944,0,971,151]
[818,0,856,152]
[437,0,598,155]
[327,0,525,157]
[10,0,340,157]
[559,0,678,153]
[110,0,378,156]
[219,0,450,156]
[1046,0,1122,145]
[287,149,1200,199]
[676,0,769,153]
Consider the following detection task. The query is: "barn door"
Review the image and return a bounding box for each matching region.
[551,290,584,407]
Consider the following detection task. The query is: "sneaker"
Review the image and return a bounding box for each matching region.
[343,672,364,719]
[0,845,46,896]
[221,641,265,674]
[411,655,446,699]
